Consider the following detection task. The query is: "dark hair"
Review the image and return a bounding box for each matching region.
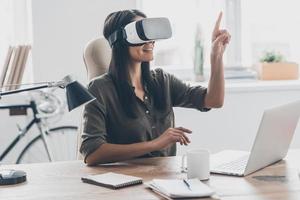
[103,9,166,118]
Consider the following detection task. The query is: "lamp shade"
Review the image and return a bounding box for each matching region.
[65,81,95,111]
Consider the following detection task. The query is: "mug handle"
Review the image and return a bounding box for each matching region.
[181,154,187,172]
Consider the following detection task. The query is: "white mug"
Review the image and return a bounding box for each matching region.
[181,149,210,180]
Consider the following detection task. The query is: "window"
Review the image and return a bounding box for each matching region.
[138,0,300,80]
[241,0,300,67]
[138,0,226,70]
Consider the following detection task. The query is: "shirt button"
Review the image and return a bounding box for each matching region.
[145,96,148,100]
[146,110,150,114]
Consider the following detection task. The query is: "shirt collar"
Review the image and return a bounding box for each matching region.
[130,80,149,94]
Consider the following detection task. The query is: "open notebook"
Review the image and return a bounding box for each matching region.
[146,178,215,199]
[81,172,143,189]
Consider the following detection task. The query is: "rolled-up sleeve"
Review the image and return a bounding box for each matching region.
[168,72,210,112]
[79,81,108,161]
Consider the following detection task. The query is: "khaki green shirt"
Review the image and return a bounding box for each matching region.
[80,68,210,161]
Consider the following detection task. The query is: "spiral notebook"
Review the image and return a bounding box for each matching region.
[81,172,143,189]
[145,178,215,199]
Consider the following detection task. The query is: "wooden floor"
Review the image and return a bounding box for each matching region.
[1,149,300,199]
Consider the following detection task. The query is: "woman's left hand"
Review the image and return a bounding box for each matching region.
[211,12,231,65]
[204,12,230,108]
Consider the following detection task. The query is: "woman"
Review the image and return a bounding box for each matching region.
[80,9,231,165]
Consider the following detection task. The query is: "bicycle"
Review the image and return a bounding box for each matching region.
[0,89,78,164]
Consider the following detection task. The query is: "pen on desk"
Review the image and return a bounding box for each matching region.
[183,179,192,191]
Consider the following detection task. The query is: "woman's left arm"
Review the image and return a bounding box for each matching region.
[204,12,231,108]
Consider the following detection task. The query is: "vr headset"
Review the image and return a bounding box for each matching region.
[108,17,172,47]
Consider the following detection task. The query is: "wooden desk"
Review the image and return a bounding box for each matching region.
[1,149,300,200]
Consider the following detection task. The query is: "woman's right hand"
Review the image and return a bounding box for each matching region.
[153,127,192,150]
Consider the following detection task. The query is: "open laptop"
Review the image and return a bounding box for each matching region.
[210,100,300,176]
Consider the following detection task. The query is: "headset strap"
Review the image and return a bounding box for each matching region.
[107,28,126,47]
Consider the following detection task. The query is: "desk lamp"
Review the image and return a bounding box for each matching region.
[0,75,95,185]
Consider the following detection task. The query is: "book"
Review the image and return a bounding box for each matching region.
[3,46,17,90]
[11,45,26,90]
[15,45,31,89]
[6,46,21,90]
[81,172,143,189]
[146,178,215,199]
[224,66,258,80]
[0,46,14,87]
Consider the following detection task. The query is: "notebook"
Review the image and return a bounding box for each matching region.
[81,172,143,189]
[145,178,215,199]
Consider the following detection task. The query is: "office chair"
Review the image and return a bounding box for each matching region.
[77,37,111,160]
[83,37,111,81]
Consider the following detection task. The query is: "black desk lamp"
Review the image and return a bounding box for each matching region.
[0,75,95,111]
[0,75,95,185]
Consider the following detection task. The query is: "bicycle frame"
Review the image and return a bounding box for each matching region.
[0,101,53,162]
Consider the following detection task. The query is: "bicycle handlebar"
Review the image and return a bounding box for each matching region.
[0,90,66,121]
[0,104,32,110]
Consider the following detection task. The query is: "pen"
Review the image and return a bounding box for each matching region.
[183,179,192,191]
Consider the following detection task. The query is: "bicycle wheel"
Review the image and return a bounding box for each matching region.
[16,126,78,164]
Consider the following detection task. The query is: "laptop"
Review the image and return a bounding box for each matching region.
[210,100,300,176]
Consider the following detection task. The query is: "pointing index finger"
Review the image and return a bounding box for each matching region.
[214,12,223,32]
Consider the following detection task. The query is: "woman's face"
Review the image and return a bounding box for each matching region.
[128,17,155,63]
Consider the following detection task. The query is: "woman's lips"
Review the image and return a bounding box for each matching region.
[143,49,153,51]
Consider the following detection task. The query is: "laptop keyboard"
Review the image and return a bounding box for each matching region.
[214,155,249,172]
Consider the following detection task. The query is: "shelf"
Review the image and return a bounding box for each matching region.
[187,79,300,93]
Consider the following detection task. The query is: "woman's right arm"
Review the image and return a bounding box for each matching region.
[85,127,191,166]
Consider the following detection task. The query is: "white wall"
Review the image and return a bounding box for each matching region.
[176,86,300,155]
[0,0,137,164]
[31,0,137,84]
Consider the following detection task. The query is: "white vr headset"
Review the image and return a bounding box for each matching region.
[108,17,172,47]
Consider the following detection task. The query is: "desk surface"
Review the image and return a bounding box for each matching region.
[1,149,300,200]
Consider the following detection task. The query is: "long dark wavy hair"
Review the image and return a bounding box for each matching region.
[103,9,166,118]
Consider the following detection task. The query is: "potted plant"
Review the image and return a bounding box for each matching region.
[255,51,299,80]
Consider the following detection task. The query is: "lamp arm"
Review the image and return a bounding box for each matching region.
[48,80,66,88]
[0,84,49,97]
[0,75,94,111]
[0,81,66,98]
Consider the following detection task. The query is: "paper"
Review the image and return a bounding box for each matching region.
[146,178,215,198]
